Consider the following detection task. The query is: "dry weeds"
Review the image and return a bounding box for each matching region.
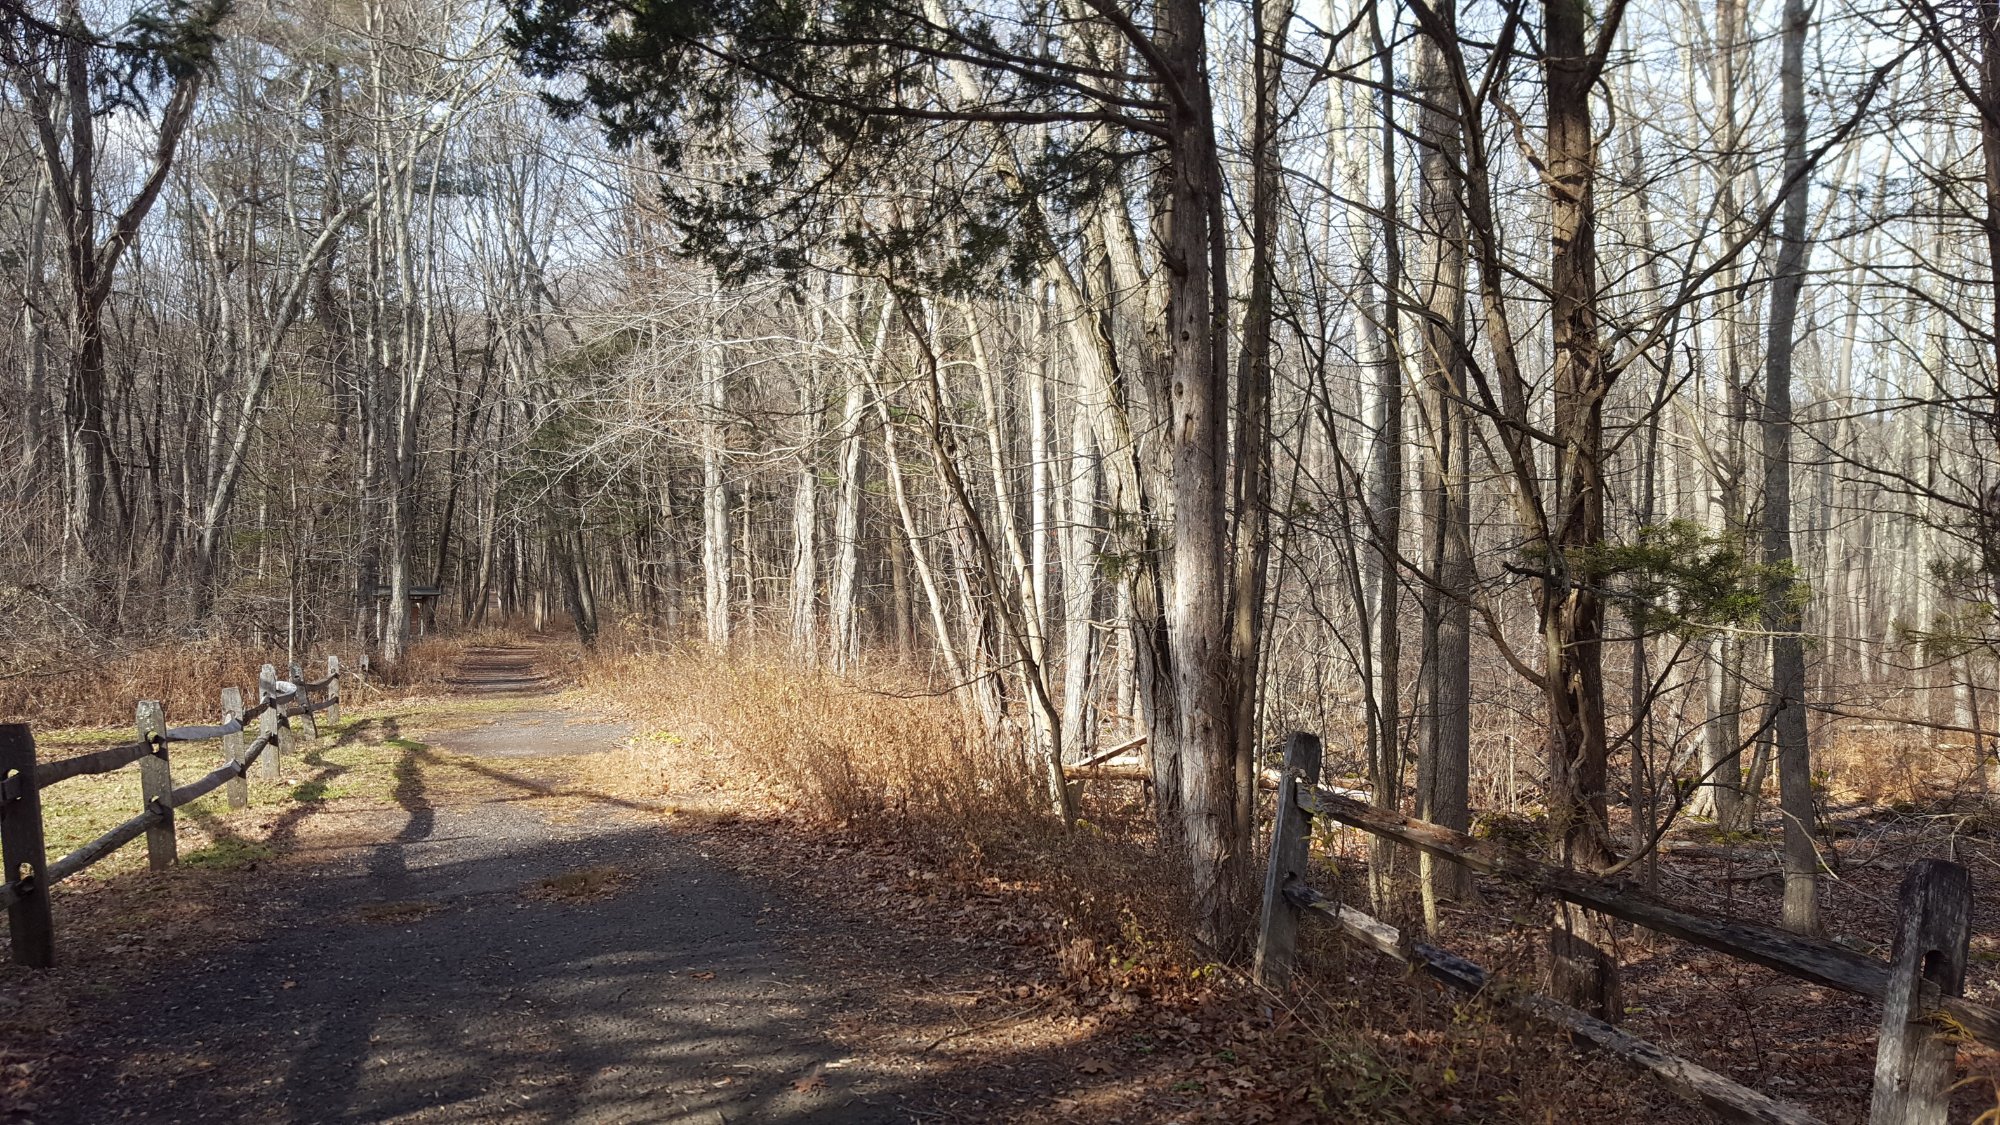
[0,628,545,729]
[581,639,1044,831]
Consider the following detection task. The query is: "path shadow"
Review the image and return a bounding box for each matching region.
[408,742,664,818]
[24,668,1170,1124]
[363,735,436,899]
[26,731,1149,1125]
[31,820,1130,1124]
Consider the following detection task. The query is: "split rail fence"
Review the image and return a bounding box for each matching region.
[1,657,345,968]
[1241,731,1992,1125]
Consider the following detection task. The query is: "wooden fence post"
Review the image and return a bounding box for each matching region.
[258,665,283,780]
[1255,731,1323,990]
[221,687,248,809]
[135,702,175,871]
[0,724,54,967]
[326,654,341,725]
[1868,859,1972,1125]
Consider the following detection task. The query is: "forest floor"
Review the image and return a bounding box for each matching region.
[1309,766,2000,1123]
[6,642,1996,1123]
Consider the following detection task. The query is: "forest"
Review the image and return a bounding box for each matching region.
[3,0,2000,1120]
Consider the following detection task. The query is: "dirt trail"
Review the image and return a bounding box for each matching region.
[19,647,1062,1124]
[431,647,632,759]
[443,645,556,697]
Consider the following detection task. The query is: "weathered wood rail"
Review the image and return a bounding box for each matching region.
[1247,731,1986,1125]
[0,657,344,967]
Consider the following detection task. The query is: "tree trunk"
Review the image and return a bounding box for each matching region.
[1154,0,1244,953]
[1366,4,1408,915]
[1061,406,1100,763]
[17,181,51,493]
[828,283,881,672]
[790,459,820,662]
[1691,0,1750,832]
[1542,0,1621,1018]
[1764,0,1819,936]
[1229,0,1288,866]
[790,295,825,663]
[701,286,732,650]
[1413,0,1473,922]
[871,378,974,698]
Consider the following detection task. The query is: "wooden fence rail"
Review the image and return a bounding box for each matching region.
[0,656,343,966]
[1250,730,1982,1125]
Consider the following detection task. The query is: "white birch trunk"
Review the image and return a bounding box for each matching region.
[701,282,731,650]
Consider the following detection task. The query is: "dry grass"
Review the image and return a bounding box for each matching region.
[1821,724,1997,806]
[0,638,319,728]
[576,634,1200,960]
[580,638,1049,838]
[0,627,556,729]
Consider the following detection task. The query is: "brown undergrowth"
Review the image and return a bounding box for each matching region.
[576,638,1195,955]
[0,628,529,729]
[577,636,1670,1122]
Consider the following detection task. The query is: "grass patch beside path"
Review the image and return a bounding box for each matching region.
[27,697,640,892]
[32,712,414,887]
[178,837,275,871]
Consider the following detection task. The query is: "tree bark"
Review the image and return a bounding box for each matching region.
[1366,2,1408,915]
[1691,0,1750,831]
[702,282,732,650]
[1154,0,1244,953]
[828,282,881,672]
[1231,0,1289,879]
[1764,0,1819,936]
[1413,0,1474,921]
[1541,0,1627,1017]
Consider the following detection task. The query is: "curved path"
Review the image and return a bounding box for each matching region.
[22,648,1041,1124]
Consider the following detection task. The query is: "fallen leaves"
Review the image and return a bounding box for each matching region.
[355,899,439,924]
[521,865,626,902]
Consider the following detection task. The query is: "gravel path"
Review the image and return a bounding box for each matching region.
[23,649,927,1124]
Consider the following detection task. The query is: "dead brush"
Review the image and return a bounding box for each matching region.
[0,624,561,728]
[578,632,1205,969]
[1823,724,1965,805]
[576,635,1685,1116]
[583,639,1049,842]
[0,638,312,728]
